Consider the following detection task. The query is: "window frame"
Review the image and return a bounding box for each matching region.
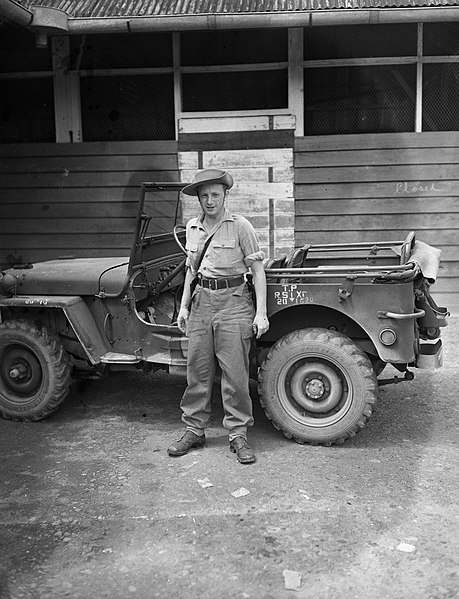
[300,22,458,135]
[0,24,457,142]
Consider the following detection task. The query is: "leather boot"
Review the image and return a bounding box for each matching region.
[168,430,206,457]
[229,436,256,464]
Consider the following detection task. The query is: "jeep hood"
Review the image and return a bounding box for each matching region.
[3,257,129,297]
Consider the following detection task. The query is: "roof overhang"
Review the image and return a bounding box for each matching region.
[0,0,34,28]
[2,1,459,44]
[0,0,69,46]
[68,7,459,34]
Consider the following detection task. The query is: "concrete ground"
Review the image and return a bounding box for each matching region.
[0,319,458,599]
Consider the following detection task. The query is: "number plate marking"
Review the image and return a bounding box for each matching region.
[273,284,314,305]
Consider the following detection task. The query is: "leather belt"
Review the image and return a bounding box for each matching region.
[198,275,245,290]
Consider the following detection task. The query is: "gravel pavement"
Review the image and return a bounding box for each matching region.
[0,318,458,599]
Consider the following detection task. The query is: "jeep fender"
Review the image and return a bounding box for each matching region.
[264,302,416,365]
[0,295,108,364]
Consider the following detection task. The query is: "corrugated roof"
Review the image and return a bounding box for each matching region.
[21,0,459,18]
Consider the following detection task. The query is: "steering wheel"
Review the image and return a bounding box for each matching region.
[173,224,187,256]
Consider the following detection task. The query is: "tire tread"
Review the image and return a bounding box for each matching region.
[0,319,71,421]
[258,327,378,446]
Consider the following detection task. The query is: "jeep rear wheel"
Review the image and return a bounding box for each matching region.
[0,320,71,421]
[258,328,378,446]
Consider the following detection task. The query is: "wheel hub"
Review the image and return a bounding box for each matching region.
[305,378,325,399]
[9,362,29,381]
[290,362,343,413]
[1,347,42,396]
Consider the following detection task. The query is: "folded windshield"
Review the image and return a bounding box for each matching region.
[141,183,186,238]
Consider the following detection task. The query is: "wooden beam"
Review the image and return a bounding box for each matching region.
[416,23,423,133]
[172,32,181,141]
[52,37,82,143]
[288,28,304,137]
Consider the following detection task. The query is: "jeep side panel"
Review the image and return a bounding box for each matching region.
[264,279,418,364]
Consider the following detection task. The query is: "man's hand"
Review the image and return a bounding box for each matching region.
[177,307,190,335]
[252,314,269,339]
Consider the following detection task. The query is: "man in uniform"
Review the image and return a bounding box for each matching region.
[167,169,269,464]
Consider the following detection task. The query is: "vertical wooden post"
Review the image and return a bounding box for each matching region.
[288,28,304,137]
[269,197,275,258]
[173,32,182,141]
[415,23,423,133]
[52,36,82,143]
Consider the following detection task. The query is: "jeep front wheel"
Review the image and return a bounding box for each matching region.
[0,320,71,421]
[258,328,378,446]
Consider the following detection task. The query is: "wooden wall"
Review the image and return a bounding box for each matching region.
[1,132,458,314]
[178,129,295,260]
[294,132,459,313]
[0,141,179,268]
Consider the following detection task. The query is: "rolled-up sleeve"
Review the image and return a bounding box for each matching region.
[238,216,265,266]
[244,250,265,267]
[185,218,201,275]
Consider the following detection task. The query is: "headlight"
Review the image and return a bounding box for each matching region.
[0,272,17,296]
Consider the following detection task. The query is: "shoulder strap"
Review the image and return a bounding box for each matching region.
[195,233,215,272]
[189,233,216,298]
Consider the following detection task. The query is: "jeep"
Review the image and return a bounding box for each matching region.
[0,182,448,445]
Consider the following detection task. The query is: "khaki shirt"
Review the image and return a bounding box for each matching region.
[185,208,264,279]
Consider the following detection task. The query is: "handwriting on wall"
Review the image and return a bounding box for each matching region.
[395,182,442,195]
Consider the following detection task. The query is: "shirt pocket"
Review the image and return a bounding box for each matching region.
[210,238,237,267]
[212,238,236,250]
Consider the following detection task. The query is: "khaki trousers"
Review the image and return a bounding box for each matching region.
[180,283,255,439]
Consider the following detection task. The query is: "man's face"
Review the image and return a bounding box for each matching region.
[197,183,227,220]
